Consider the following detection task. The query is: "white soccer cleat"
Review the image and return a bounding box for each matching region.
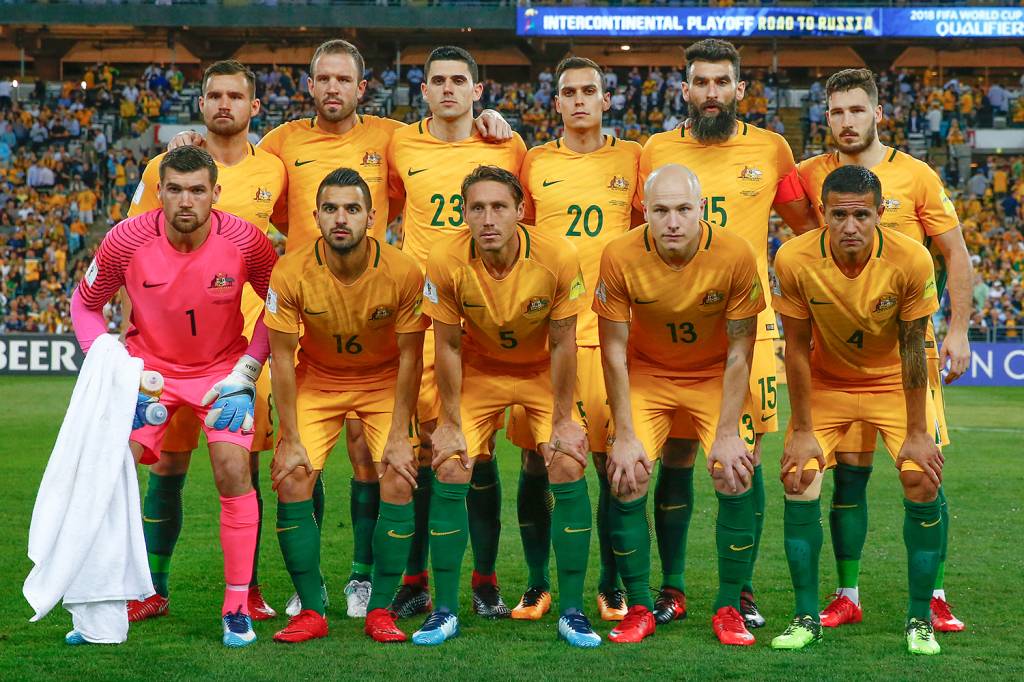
[344,579,372,618]
[284,583,329,617]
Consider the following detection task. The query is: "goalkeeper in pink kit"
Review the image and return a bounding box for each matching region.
[70,146,278,647]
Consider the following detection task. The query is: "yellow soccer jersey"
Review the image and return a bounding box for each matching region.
[259,114,402,251]
[388,118,527,269]
[520,135,641,347]
[264,236,429,390]
[422,224,586,376]
[593,221,765,379]
[773,227,939,392]
[638,122,798,341]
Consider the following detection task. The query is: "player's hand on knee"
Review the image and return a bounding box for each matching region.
[381,432,419,490]
[708,434,754,493]
[475,109,513,141]
[430,421,469,470]
[780,430,825,494]
[168,129,206,151]
[201,355,260,432]
[271,436,312,491]
[896,432,944,487]
[546,419,588,469]
[607,432,649,497]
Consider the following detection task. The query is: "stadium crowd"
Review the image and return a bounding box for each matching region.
[2,61,1023,337]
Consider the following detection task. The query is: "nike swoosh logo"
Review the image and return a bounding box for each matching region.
[143,516,169,523]
[408,168,428,176]
[921,518,941,528]
[462,302,486,308]
[658,504,687,511]
[303,307,327,316]
[832,503,859,509]
[276,525,299,533]
[612,548,636,557]
[633,298,658,305]
[542,179,564,187]
[142,281,166,288]
[760,413,776,422]
[387,530,415,539]
[430,529,462,536]
[810,298,834,305]
[563,526,592,534]
[294,159,316,167]
[729,543,754,552]
[470,482,497,491]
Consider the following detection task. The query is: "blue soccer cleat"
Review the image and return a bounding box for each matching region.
[222,610,257,648]
[65,630,88,645]
[411,609,460,646]
[558,611,602,648]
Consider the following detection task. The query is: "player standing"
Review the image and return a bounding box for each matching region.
[70,146,278,647]
[596,165,765,646]
[771,165,944,655]
[637,39,818,628]
[797,69,972,632]
[263,168,427,643]
[506,56,641,622]
[387,46,527,620]
[414,166,598,648]
[127,59,286,623]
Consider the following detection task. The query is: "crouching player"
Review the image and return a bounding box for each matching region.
[595,164,765,645]
[770,165,945,654]
[415,166,598,648]
[264,168,428,643]
[70,145,278,647]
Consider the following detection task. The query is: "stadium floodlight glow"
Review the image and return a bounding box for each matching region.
[80,81,87,90]
[620,44,631,51]
[12,79,18,88]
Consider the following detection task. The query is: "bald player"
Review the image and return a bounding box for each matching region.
[637,38,818,629]
[128,59,286,622]
[798,68,972,633]
[771,165,944,655]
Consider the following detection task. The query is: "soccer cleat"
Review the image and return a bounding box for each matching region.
[273,609,328,643]
[284,583,330,618]
[740,591,766,629]
[596,588,628,621]
[608,605,656,643]
[391,582,433,618]
[712,606,755,646]
[558,611,602,648]
[65,630,88,646]
[472,583,511,619]
[412,609,460,646]
[907,617,941,655]
[820,593,863,628]
[344,579,372,618]
[222,609,257,648]
[771,615,823,650]
[127,594,168,622]
[511,586,551,620]
[365,608,407,643]
[931,596,965,632]
[653,587,687,625]
[247,584,276,621]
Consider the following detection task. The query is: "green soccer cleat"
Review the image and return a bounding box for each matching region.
[771,615,823,650]
[906,617,941,655]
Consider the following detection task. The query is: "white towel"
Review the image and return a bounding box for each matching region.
[23,333,155,643]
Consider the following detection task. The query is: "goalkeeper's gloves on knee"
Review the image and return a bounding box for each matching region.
[201,355,261,432]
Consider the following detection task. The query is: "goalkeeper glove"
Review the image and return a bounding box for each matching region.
[201,354,261,432]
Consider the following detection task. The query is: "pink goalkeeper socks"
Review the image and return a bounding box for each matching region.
[220,490,258,616]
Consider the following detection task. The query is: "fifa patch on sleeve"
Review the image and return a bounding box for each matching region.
[750,276,764,302]
[595,279,607,304]
[423,276,439,304]
[923,278,937,299]
[85,259,98,286]
[131,181,145,205]
[413,292,424,316]
[266,287,278,314]
[941,192,956,216]
[568,271,586,300]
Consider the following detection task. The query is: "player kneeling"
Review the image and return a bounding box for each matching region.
[414,166,599,648]
[264,168,428,644]
[771,165,944,655]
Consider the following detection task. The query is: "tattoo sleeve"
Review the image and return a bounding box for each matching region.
[725,316,757,367]
[898,316,929,390]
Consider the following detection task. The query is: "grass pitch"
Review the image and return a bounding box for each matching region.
[1,376,1022,681]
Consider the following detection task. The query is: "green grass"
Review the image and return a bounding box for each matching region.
[1,377,1022,680]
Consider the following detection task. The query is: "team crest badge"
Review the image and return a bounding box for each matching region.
[525,297,550,314]
[608,175,630,191]
[702,289,725,306]
[369,305,393,321]
[209,272,236,289]
[874,294,897,313]
[361,151,382,167]
[883,197,901,210]
[254,187,273,202]
[738,166,763,181]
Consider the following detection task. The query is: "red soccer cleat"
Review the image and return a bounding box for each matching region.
[653,587,687,624]
[273,609,329,643]
[712,606,755,646]
[127,594,168,622]
[608,605,656,643]
[365,608,408,643]
[819,594,863,628]
[247,584,277,621]
[931,596,965,632]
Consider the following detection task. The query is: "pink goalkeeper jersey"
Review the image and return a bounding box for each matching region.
[78,208,277,377]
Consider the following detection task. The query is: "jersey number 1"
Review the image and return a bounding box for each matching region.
[185,309,197,336]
